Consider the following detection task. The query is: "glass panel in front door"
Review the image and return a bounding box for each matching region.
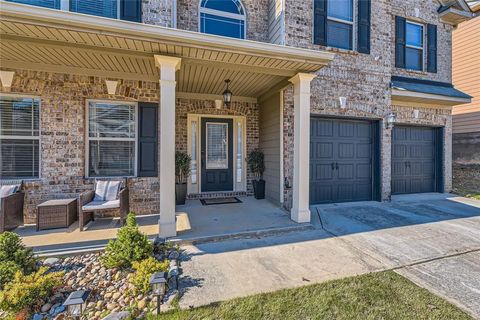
[206,122,228,169]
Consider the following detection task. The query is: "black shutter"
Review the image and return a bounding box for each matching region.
[427,24,437,73]
[138,102,158,177]
[357,0,371,54]
[395,16,406,68]
[313,0,327,46]
[121,0,142,22]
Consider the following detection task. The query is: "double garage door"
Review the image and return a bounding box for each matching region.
[309,117,441,205]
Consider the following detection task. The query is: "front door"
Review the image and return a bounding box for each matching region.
[201,118,234,192]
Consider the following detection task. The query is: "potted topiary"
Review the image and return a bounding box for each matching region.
[246,149,265,199]
[175,151,191,205]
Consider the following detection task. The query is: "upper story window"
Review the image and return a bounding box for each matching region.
[395,16,436,73]
[7,0,59,9]
[326,0,354,50]
[200,0,246,39]
[0,96,40,179]
[6,0,142,22]
[405,21,424,71]
[70,0,118,19]
[314,0,371,53]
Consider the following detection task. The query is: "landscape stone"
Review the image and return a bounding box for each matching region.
[41,303,52,313]
[102,311,130,320]
[43,257,60,266]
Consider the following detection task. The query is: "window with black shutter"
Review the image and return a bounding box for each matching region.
[137,103,158,177]
[357,0,371,54]
[427,24,437,73]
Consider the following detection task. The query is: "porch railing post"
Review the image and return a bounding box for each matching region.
[288,73,316,223]
[155,55,182,238]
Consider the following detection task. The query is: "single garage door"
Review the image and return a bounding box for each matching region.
[392,125,441,194]
[310,117,379,204]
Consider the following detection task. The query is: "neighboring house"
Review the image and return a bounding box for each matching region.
[452,1,480,165]
[0,0,473,237]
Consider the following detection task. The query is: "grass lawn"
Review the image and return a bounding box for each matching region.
[152,271,472,320]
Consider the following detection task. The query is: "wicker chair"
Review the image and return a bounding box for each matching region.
[78,179,129,231]
[0,180,24,233]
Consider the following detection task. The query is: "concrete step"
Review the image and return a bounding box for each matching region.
[170,224,314,246]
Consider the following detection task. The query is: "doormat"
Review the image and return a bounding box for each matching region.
[200,197,242,206]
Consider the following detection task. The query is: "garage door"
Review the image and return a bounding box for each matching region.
[310,118,378,204]
[392,126,439,194]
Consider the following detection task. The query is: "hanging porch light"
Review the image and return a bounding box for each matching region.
[223,79,233,106]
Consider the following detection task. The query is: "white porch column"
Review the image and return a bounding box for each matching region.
[154,55,181,238]
[288,73,316,223]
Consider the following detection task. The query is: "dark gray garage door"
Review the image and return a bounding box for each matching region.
[392,126,439,194]
[310,118,378,204]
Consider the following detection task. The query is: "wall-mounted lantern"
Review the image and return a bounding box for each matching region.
[386,112,397,129]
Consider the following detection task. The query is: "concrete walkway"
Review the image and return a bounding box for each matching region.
[178,194,480,318]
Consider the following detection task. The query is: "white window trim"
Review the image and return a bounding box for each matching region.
[85,99,138,178]
[199,0,247,39]
[0,93,41,180]
[405,20,425,71]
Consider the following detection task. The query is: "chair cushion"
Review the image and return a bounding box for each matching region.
[0,185,18,199]
[94,180,121,201]
[82,200,120,212]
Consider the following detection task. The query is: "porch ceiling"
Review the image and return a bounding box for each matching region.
[0,2,335,99]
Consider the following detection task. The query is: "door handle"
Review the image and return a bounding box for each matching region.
[331,162,335,170]
[335,163,339,170]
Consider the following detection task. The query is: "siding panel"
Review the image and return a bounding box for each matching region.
[259,93,282,204]
[452,16,480,134]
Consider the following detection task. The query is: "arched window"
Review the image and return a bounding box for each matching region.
[200,0,246,39]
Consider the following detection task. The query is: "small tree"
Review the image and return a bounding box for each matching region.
[246,149,265,180]
[100,213,153,269]
[175,151,191,184]
[0,232,37,289]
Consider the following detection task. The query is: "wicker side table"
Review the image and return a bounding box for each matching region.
[37,198,77,231]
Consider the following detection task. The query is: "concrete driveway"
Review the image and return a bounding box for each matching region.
[178,194,480,318]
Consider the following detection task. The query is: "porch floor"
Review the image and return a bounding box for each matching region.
[14,215,159,256]
[173,197,301,242]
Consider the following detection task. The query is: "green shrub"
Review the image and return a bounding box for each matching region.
[0,261,20,290]
[0,266,63,313]
[0,232,37,289]
[100,212,153,269]
[131,257,169,295]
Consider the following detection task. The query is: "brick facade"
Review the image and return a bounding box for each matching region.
[0,0,461,222]
[1,70,260,223]
[281,0,454,208]
[142,0,174,27]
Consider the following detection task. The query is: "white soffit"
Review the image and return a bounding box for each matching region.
[0,2,335,97]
